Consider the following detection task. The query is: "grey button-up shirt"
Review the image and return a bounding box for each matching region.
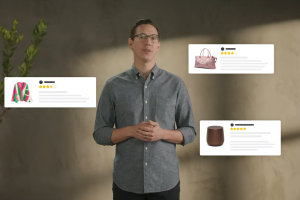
[93,63,196,194]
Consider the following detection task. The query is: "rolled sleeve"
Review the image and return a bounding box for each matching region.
[93,81,115,146]
[175,79,197,146]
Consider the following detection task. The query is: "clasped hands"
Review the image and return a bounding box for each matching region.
[131,120,164,142]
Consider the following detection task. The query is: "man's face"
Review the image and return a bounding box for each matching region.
[128,24,160,63]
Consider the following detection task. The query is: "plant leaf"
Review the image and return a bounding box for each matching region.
[2,50,7,57]
[8,66,14,73]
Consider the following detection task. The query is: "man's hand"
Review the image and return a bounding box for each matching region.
[131,120,164,142]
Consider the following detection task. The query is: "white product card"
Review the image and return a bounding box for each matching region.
[5,77,96,108]
[200,120,281,156]
[189,44,274,74]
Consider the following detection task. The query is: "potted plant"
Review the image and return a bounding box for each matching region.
[0,19,49,124]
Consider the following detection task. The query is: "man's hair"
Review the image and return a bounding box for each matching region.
[130,19,159,40]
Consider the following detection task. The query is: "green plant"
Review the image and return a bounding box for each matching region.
[0,19,49,123]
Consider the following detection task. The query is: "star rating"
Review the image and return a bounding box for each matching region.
[231,127,246,131]
[221,51,237,55]
[39,85,54,89]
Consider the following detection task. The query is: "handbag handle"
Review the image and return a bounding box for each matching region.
[199,48,211,57]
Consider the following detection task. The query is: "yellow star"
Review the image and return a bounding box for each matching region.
[231,52,234,55]
[47,85,49,88]
[237,128,240,130]
[43,85,45,88]
[224,52,227,55]
[234,128,236,130]
[244,127,246,130]
[39,85,42,88]
[50,85,52,88]
[221,52,223,55]
[231,128,233,130]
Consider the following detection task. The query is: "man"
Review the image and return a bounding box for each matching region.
[93,19,196,200]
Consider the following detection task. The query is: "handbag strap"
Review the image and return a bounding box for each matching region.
[199,48,211,57]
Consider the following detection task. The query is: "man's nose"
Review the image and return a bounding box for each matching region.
[145,37,152,44]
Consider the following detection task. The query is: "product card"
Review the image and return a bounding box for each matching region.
[200,120,281,156]
[4,77,96,108]
[189,44,274,74]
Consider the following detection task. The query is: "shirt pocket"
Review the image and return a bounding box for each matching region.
[155,97,176,127]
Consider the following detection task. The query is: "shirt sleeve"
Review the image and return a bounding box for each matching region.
[175,79,197,146]
[93,81,115,146]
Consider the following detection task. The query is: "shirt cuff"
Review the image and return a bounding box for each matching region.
[93,127,115,146]
[177,127,196,146]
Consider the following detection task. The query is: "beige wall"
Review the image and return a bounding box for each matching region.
[0,1,300,199]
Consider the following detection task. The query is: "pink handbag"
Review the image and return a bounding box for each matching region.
[194,48,217,69]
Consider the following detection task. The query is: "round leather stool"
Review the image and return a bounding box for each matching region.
[206,126,224,146]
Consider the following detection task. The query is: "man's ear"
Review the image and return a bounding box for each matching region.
[157,41,160,51]
[128,38,133,50]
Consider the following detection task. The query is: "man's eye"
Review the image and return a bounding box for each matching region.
[151,36,156,40]
[140,35,145,39]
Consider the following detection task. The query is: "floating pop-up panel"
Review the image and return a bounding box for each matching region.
[189,44,274,74]
[200,120,281,156]
[5,77,96,108]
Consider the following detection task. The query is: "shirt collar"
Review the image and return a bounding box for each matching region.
[130,63,159,80]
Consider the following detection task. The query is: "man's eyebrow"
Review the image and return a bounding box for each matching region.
[136,33,158,35]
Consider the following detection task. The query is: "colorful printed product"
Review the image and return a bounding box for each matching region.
[11,82,33,103]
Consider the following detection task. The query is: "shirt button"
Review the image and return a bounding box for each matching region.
[145,162,147,166]
[145,147,148,150]
[136,77,137,80]
[145,86,147,89]
[145,100,147,104]
[145,116,148,119]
